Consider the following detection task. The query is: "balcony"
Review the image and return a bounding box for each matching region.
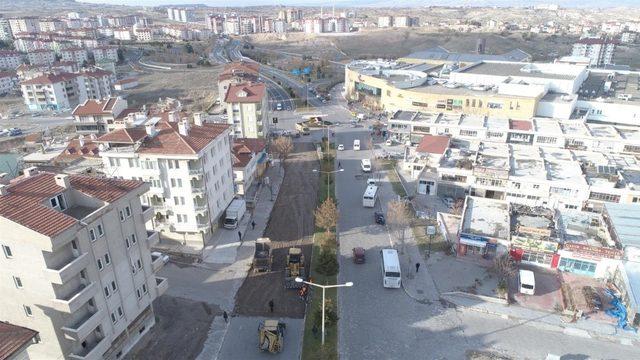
[61,309,105,341]
[156,277,168,297]
[142,205,154,223]
[194,204,208,214]
[51,282,97,313]
[151,254,165,273]
[147,231,159,246]
[69,335,110,360]
[44,253,90,285]
[192,187,205,198]
[188,168,203,178]
[196,222,209,231]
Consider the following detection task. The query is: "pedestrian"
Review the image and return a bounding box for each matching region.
[251,220,256,230]
[312,325,319,338]
[222,311,228,323]
[338,161,341,168]
[238,231,242,241]
[415,262,421,273]
[268,299,274,313]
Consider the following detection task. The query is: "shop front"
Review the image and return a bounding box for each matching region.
[509,236,560,268]
[557,242,622,279]
[458,233,498,258]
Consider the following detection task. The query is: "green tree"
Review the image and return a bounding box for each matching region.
[313,298,339,329]
[185,43,194,53]
[315,248,339,276]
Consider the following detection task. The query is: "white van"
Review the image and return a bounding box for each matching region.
[362,185,378,207]
[353,139,360,151]
[380,248,401,288]
[519,269,535,295]
[361,159,371,172]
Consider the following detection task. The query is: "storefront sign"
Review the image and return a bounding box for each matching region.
[517,225,552,238]
[511,236,558,253]
[563,242,623,260]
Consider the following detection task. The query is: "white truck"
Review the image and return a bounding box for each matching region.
[224,199,247,229]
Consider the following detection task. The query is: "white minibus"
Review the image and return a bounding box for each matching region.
[362,185,378,207]
[381,248,401,288]
[361,159,371,172]
[353,139,360,150]
[519,269,535,295]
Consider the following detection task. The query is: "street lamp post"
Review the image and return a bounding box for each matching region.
[295,277,353,345]
[312,168,344,200]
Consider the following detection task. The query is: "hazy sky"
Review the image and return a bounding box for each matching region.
[78,0,338,5]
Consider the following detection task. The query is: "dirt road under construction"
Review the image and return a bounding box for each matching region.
[234,142,319,318]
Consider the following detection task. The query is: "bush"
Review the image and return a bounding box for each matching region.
[315,248,338,276]
[313,298,339,329]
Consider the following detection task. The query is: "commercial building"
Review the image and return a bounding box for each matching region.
[232,138,267,196]
[399,46,531,66]
[571,37,617,67]
[97,114,235,251]
[0,169,166,360]
[457,196,510,257]
[72,97,129,134]
[225,82,269,139]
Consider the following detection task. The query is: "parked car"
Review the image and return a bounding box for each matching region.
[337,144,344,151]
[374,211,386,225]
[8,128,22,136]
[352,247,365,264]
[151,251,170,264]
[386,139,394,146]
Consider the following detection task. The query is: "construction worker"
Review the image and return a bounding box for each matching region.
[268,299,274,313]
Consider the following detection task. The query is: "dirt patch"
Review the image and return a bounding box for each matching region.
[127,295,219,360]
[234,142,319,318]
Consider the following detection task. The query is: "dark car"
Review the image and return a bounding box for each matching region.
[375,211,386,225]
[352,247,365,264]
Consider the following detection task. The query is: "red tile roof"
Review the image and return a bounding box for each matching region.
[232,138,266,168]
[416,135,450,154]
[20,72,78,85]
[0,172,144,237]
[72,98,118,116]
[509,119,533,131]
[56,138,101,160]
[0,322,38,360]
[224,82,266,104]
[219,61,260,81]
[97,127,147,144]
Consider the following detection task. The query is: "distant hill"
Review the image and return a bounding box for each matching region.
[333,0,640,7]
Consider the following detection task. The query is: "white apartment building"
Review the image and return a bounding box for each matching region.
[8,17,39,35]
[0,18,13,41]
[133,27,154,42]
[0,50,24,70]
[61,47,89,66]
[27,49,56,66]
[92,46,118,63]
[167,8,194,23]
[0,71,17,94]
[225,82,269,139]
[572,38,617,66]
[39,18,66,32]
[0,169,166,360]
[98,114,235,250]
[232,138,267,196]
[72,97,129,134]
[113,28,133,41]
[378,16,393,28]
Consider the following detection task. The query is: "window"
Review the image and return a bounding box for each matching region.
[125,236,131,249]
[633,197,639,203]
[49,194,66,210]
[117,306,123,318]
[142,284,148,294]
[104,286,110,298]
[89,229,97,242]
[111,312,117,324]
[2,245,12,258]
[537,136,557,144]
[459,130,477,137]
[97,258,104,271]
[24,305,33,317]
[97,224,104,237]
[125,206,131,218]
[13,276,23,289]
[105,253,111,265]
[131,234,137,244]
[487,131,503,138]
[533,184,540,189]
[119,210,125,222]
[589,192,621,203]
[136,289,142,299]
[128,159,134,167]
[487,102,503,109]
[111,281,117,292]
[136,259,142,270]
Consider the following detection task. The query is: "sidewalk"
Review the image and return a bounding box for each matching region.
[441,292,638,345]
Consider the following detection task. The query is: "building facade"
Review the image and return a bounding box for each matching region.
[224,82,269,139]
[0,169,166,360]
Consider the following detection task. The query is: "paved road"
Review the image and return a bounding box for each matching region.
[327,93,640,360]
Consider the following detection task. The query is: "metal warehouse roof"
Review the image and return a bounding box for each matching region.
[604,203,640,247]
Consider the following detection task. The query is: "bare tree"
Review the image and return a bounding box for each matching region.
[315,198,339,237]
[451,198,464,215]
[273,136,293,167]
[387,200,411,245]
[489,253,517,281]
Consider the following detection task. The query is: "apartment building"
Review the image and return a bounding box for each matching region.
[39,18,66,32]
[0,18,13,41]
[113,28,133,41]
[80,68,115,100]
[72,97,129,134]
[232,138,267,196]
[21,70,113,111]
[0,169,166,360]
[167,8,194,23]
[8,17,39,35]
[378,16,393,28]
[133,27,154,42]
[60,47,89,66]
[27,49,56,66]
[98,114,235,250]
[225,82,268,138]
[572,37,617,66]
[217,61,260,106]
[0,50,24,70]
[92,46,119,63]
[0,70,17,94]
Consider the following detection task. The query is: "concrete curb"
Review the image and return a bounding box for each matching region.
[441,291,509,305]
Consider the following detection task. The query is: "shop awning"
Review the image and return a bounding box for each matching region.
[460,238,487,248]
